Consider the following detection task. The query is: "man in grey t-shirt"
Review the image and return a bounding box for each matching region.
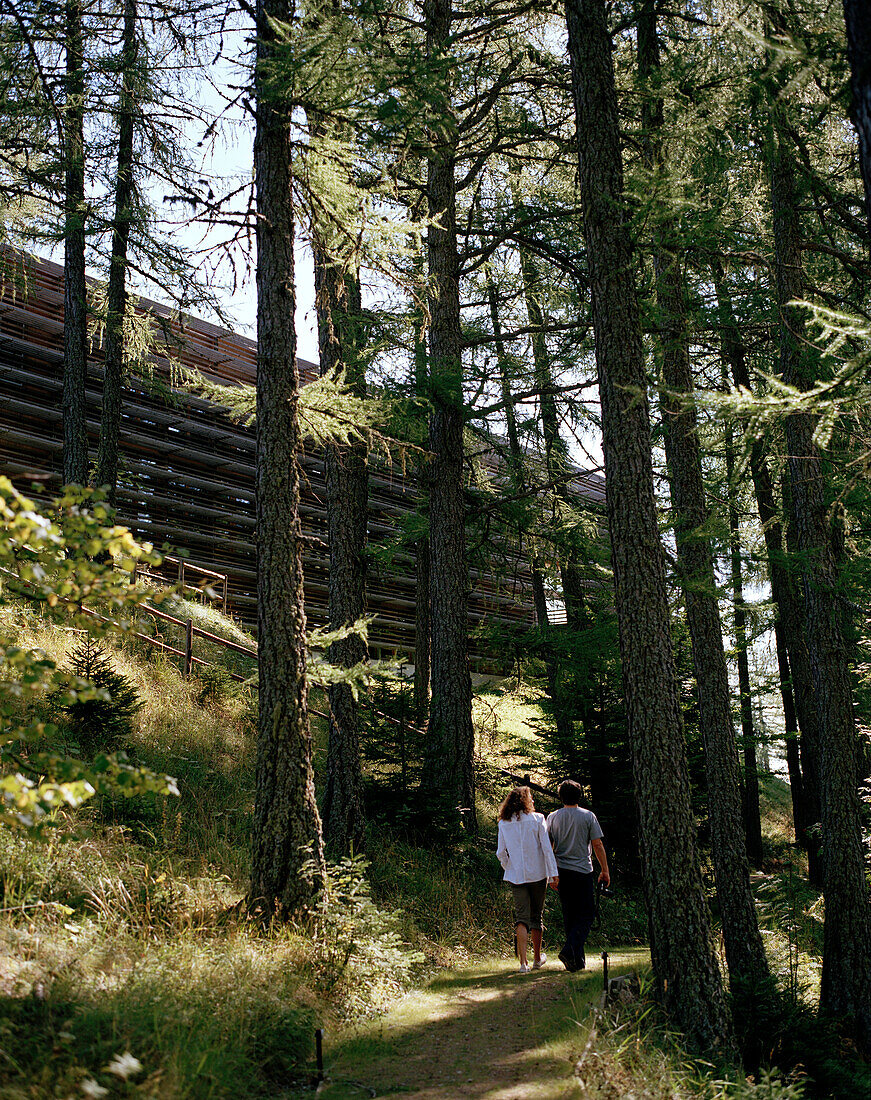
[546,779,610,972]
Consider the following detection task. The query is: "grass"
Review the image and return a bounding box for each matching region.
[0,601,409,1098]
[0,597,867,1099]
[0,918,316,1098]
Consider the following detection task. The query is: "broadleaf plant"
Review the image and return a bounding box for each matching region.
[0,477,178,831]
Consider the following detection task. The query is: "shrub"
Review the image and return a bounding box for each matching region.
[0,479,177,830]
[53,636,142,757]
[306,855,423,1016]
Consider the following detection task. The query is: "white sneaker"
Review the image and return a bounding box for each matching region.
[518,963,530,974]
[533,954,547,970]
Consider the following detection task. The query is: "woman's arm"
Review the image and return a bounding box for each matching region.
[496,821,510,869]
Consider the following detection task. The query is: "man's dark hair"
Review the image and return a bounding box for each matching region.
[559,779,584,805]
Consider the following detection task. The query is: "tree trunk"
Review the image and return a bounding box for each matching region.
[723,417,763,868]
[249,0,324,915]
[564,0,732,1052]
[488,280,575,754]
[414,531,431,726]
[638,0,769,992]
[62,0,89,487]
[713,264,821,883]
[96,0,137,503]
[313,240,368,857]
[775,623,808,847]
[418,0,476,832]
[413,279,431,726]
[842,1,871,236]
[770,121,871,1048]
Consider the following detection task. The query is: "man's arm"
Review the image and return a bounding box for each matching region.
[592,837,610,887]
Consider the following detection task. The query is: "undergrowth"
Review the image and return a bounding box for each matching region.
[0,602,419,1098]
[572,977,871,1100]
[0,599,865,1099]
[574,989,806,1099]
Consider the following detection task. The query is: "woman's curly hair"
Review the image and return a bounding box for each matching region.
[498,785,534,821]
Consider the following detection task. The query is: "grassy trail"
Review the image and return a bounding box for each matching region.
[304,949,648,1100]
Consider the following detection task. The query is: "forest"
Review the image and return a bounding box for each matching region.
[0,0,870,1097]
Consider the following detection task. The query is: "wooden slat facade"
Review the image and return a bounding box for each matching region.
[0,250,604,662]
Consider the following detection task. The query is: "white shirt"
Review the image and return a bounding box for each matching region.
[496,811,559,885]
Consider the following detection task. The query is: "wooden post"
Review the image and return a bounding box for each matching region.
[222,574,228,614]
[184,617,193,678]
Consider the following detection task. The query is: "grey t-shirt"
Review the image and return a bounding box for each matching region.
[546,806,604,874]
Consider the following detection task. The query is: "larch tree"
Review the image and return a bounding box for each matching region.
[712,264,821,880]
[299,0,371,857]
[563,0,732,1052]
[95,0,137,503]
[722,413,763,867]
[636,0,769,993]
[418,0,476,832]
[768,93,871,1049]
[842,0,871,234]
[312,192,368,858]
[249,0,324,915]
[62,0,88,486]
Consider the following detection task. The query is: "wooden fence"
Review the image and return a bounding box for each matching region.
[0,249,606,664]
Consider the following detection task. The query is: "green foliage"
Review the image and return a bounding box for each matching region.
[358,672,425,805]
[365,820,512,958]
[0,625,417,1096]
[576,984,811,1098]
[179,365,388,450]
[0,479,177,829]
[54,636,142,757]
[754,867,824,1002]
[305,854,423,1016]
[726,975,871,1100]
[0,926,316,1099]
[193,665,247,709]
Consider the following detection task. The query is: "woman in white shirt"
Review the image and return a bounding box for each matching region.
[496,786,559,973]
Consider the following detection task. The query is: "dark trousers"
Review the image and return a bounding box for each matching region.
[556,868,596,971]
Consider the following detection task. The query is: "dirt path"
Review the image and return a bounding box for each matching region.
[305,950,647,1100]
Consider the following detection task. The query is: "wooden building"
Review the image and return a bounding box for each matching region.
[0,250,604,661]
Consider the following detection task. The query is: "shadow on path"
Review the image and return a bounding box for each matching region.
[300,949,648,1100]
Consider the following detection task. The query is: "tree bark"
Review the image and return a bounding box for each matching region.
[314,241,368,857]
[775,624,808,847]
[249,0,324,915]
[418,0,476,832]
[564,0,732,1052]
[713,263,821,883]
[96,0,138,503]
[414,530,431,725]
[724,418,763,868]
[842,1,871,236]
[62,0,89,487]
[413,278,431,726]
[638,0,768,992]
[770,120,871,1048]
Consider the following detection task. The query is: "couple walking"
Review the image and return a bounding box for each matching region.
[496,780,609,974]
